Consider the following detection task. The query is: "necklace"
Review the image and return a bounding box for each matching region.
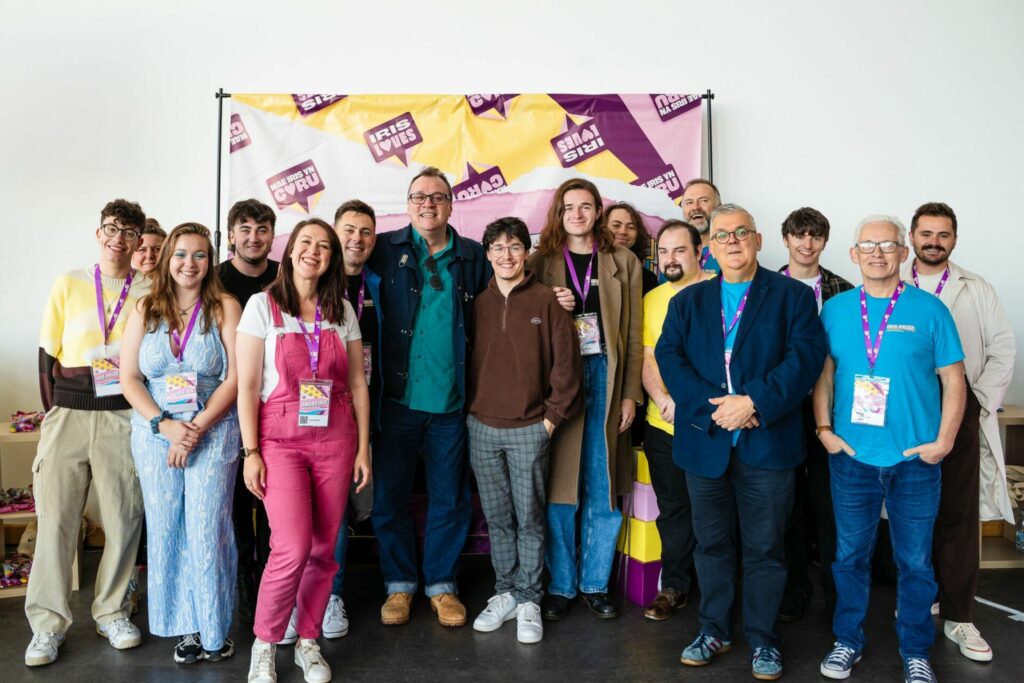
[177,299,199,317]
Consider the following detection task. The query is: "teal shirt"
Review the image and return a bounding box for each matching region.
[401,229,460,413]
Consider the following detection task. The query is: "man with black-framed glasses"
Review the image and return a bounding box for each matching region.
[366,166,491,629]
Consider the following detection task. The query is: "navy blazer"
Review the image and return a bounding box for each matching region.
[654,266,827,478]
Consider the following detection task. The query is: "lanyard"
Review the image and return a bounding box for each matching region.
[346,271,366,320]
[783,267,822,307]
[94,264,134,344]
[171,301,203,363]
[860,282,904,373]
[296,301,323,378]
[563,244,597,306]
[911,262,949,296]
[721,282,752,338]
[700,246,711,270]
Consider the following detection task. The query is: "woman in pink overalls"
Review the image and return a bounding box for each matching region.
[235,219,370,683]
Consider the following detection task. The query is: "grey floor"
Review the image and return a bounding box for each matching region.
[1,550,1021,682]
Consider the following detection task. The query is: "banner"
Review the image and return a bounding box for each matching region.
[227,93,703,251]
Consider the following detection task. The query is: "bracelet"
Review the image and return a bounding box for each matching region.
[815,424,834,436]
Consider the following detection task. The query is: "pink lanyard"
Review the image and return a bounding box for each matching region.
[860,282,904,374]
[171,301,202,363]
[296,301,323,377]
[783,267,822,307]
[912,262,949,296]
[94,264,134,344]
[563,244,597,305]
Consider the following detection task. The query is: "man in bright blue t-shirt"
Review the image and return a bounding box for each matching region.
[812,215,966,683]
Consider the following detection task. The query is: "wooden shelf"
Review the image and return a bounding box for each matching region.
[0,431,42,445]
[0,585,28,598]
[0,510,35,522]
[980,536,1024,569]
[996,405,1024,427]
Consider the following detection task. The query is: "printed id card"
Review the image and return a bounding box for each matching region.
[298,378,332,427]
[574,313,602,356]
[91,357,122,397]
[164,371,198,414]
[851,374,890,427]
[362,345,373,386]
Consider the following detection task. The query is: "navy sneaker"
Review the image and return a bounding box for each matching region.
[751,646,783,681]
[680,631,732,666]
[820,642,862,680]
[173,633,204,664]
[903,657,937,683]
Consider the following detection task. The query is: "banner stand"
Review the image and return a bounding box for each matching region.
[701,89,715,183]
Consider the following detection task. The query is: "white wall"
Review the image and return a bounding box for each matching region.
[3,0,1023,423]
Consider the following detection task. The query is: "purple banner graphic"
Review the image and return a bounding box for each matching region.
[466,94,517,119]
[631,162,683,200]
[363,112,422,165]
[551,115,607,168]
[650,93,702,122]
[292,94,346,117]
[453,163,508,201]
[265,160,325,213]
[229,114,252,153]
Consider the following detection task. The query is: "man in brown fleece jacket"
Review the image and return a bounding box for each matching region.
[466,216,581,645]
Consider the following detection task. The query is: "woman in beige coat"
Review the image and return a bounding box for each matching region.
[526,178,642,621]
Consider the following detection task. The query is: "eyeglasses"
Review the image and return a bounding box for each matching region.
[488,243,526,256]
[424,255,443,291]
[855,240,902,254]
[101,223,141,241]
[711,226,756,244]
[408,192,451,205]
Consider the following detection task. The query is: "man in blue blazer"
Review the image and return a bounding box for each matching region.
[655,203,826,681]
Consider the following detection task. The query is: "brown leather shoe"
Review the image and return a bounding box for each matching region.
[381,592,413,625]
[430,593,467,627]
[644,589,687,621]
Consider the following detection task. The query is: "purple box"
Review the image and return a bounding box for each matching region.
[630,482,660,522]
[612,552,662,607]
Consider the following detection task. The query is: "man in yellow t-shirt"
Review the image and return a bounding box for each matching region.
[639,219,709,621]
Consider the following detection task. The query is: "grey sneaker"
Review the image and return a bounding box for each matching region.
[680,631,732,666]
[96,617,141,649]
[751,646,783,681]
[322,595,349,639]
[25,632,64,667]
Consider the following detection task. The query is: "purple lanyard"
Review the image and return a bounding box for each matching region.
[860,282,904,373]
[700,246,710,270]
[911,262,949,296]
[563,244,597,305]
[783,267,822,306]
[346,271,366,320]
[171,301,202,363]
[721,283,752,338]
[94,264,134,344]
[296,301,323,377]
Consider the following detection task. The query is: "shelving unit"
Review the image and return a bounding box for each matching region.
[980,405,1024,570]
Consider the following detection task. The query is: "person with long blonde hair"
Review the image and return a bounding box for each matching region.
[120,222,242,665]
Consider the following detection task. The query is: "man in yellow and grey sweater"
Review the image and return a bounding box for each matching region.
[26,199,151,667]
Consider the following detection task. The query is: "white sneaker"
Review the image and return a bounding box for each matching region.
[25,632,64,666]
[278,606,298,645]
[248,638,277,683]
[294,638,332,683]
[944,620,993,662]
[322,595,349,638]
[473,592,518,632]
[516,601,544,644]
[96,617,141,649]
[931,602,940,616]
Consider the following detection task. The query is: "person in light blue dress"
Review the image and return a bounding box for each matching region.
[121,223,243,665]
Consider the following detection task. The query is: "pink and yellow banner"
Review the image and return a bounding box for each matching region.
[228,93,703,245]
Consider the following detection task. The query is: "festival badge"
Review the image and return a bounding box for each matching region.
[298,379,332,427]
[852,375,890,427]
[165,372,199,414]
[91,357,122,398]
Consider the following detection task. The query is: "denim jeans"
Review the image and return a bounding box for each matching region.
[371,399,471,597]
[331,508,349,597]
[830,453,940,658]
[546,354,623,597]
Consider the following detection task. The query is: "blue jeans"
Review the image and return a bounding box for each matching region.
[371,399,470,597]
[830,454,940,658]
[686,453,794,649]
[331,508,349,597]
[546,355,622,597]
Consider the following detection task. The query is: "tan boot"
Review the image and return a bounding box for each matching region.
[380,592,413,625]
[430,593,466,627]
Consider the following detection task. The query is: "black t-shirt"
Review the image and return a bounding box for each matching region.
[565,250,605,346]
[345,272,380,389]
[217,259,279,310]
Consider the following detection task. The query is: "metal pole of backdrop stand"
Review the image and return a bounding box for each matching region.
[701,90,715,183]
[214,88,232,263]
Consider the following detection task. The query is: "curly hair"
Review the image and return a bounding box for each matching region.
[100,199,146,230]
[535,178,614,255]
[141,223,226,336]
[606,202,652,263]
[265,219,348,325]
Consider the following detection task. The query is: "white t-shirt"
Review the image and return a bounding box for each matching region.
[238,292,361,401]
[796,275,823,313]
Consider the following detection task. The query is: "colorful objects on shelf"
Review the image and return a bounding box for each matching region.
[0,487,34,514]
[1,553,32,588]
[9,411,46,433]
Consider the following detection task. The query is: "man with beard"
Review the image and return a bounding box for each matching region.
[681,179,722,275]
[639,220,707,622]
[900,202,1015,664]
[217,198,278,624]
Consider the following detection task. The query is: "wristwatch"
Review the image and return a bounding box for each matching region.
[815,424,834,436]
[241,446,261,459]
[150,411,171,435]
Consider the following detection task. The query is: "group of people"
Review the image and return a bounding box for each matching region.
[25,168,1015,683]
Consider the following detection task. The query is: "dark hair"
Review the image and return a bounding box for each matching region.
[334,199,377,226]
[265,218,348,325]
[606,202,652,263]
[142,223,225,336]
[535,178,615,255]
[407,166,453,198]
[682,178,721,201]
[781,207,831,240]
[657,219,702,252]
[227,198,276,231]
[481,217,531,251]
[141,218,166,239]
[100,199,146,230]
[911,202,958,235]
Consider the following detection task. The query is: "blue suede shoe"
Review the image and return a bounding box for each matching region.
[751,647,783,681]
[680,632,732,666]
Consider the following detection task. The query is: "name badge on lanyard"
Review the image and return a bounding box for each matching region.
[164,302,202,414]
[297,301,330,427]
[91,265,134,397]
[851,283,903,427]
[564,245,601,355]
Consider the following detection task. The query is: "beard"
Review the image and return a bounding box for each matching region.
[914,245,948,267]
[687,211,709,233]
[662,265,684,282]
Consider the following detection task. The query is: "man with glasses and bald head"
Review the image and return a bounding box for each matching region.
[366,167,491,629]
[813,216,966,683]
